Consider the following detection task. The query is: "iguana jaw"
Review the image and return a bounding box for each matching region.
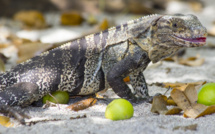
[171,34,207,47]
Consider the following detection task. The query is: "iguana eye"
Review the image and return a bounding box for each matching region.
[173,23,177,28]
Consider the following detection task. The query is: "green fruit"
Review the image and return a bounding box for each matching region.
[42,91,70,104]
[105,99,134,120]
[197,83,215,106]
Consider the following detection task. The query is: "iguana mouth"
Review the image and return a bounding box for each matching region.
[173,35,206,43]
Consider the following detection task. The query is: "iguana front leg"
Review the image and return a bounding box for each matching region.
[106,45,150,102]
[129,71,149,98]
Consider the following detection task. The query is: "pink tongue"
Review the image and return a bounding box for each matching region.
[183,37,206,42]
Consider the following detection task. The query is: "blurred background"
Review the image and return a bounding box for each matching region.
[0,0,214,71]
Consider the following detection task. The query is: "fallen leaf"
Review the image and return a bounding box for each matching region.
[151,95,182,115]
[14,10,46,29]
[123,76,130,83]
[16,42,53,63]
[184,104,215,118]
[171,83,215,118]
[0,53,8,72]
[95,93,104,98]
[189,1,203,12]
[165,107,182,115]
[0,59,5,72]
[163,81,206,90]
[99,18,109,30]
[208,26,215,36]
[0,116,14,127]
[61,11,83,26]
[67,98,97,111]
[173,124,197,131]
[166,96,177,106]
[171,84,198,110]
[164,55,204,66]
[151,95,168,114]
[9,34,33,46]
[164,57,176,62]
[87,14,98,25]
[178,55,204,66]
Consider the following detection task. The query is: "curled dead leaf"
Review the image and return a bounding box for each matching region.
[178,56,204,66]
[61,11,83,26]
[0,116,14,127]
[67,98,97,111]
[16,42,53,63]
[99,18,109,30]
[166,97,177,106]
[123,76,130,83]
[171,83,215,118]
[165,107,182,115]
[164,55,204,66]
[151,95,182,115]
[14,10,46,29]
[163,81,206,90]
[0,53,8,72]
[151,95,168,114]
[87,15,98,25]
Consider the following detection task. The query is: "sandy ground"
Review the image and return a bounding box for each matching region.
[1,0,215,132]
[0,47,215,134]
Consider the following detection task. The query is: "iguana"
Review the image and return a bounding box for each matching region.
[0,14,207,122]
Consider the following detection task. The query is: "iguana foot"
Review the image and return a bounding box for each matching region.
[0,105,31,124]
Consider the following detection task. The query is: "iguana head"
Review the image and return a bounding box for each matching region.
[140,14,207,63]
[155,14,207,47]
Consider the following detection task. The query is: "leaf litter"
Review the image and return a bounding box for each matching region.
[151,81,215,118]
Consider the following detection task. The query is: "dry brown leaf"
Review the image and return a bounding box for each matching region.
[9,34,33,46]
[184,104,215,118]
[14,10,46,29]
[164,55,204,66]
[171,83,215,118]
[178,56,204,66]
[166,96,177,106]
[0,44,9,49]
[0,59,5,72]
[61,11,83,26]
[208,26,215,37]
[171,88,192,110]
[151,95,168,114]
[163,57,176,62]
[189,1,203,12]
[99,18,109,30]
[163,81,206,90]
[0,116,14,127]
[95,93,104,98]
[151,95,182,115]
[165,107,182,115]
[67,98,97,111]
[0,53,8,72]
[123,76,130,83]
[87,15,98,25]
[16,42,53,63]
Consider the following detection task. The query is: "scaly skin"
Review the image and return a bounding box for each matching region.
[0,14,207,122]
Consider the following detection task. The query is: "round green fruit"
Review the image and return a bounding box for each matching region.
[197,83,215,106]
[42,91,70,104]
[105,99,134,121]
